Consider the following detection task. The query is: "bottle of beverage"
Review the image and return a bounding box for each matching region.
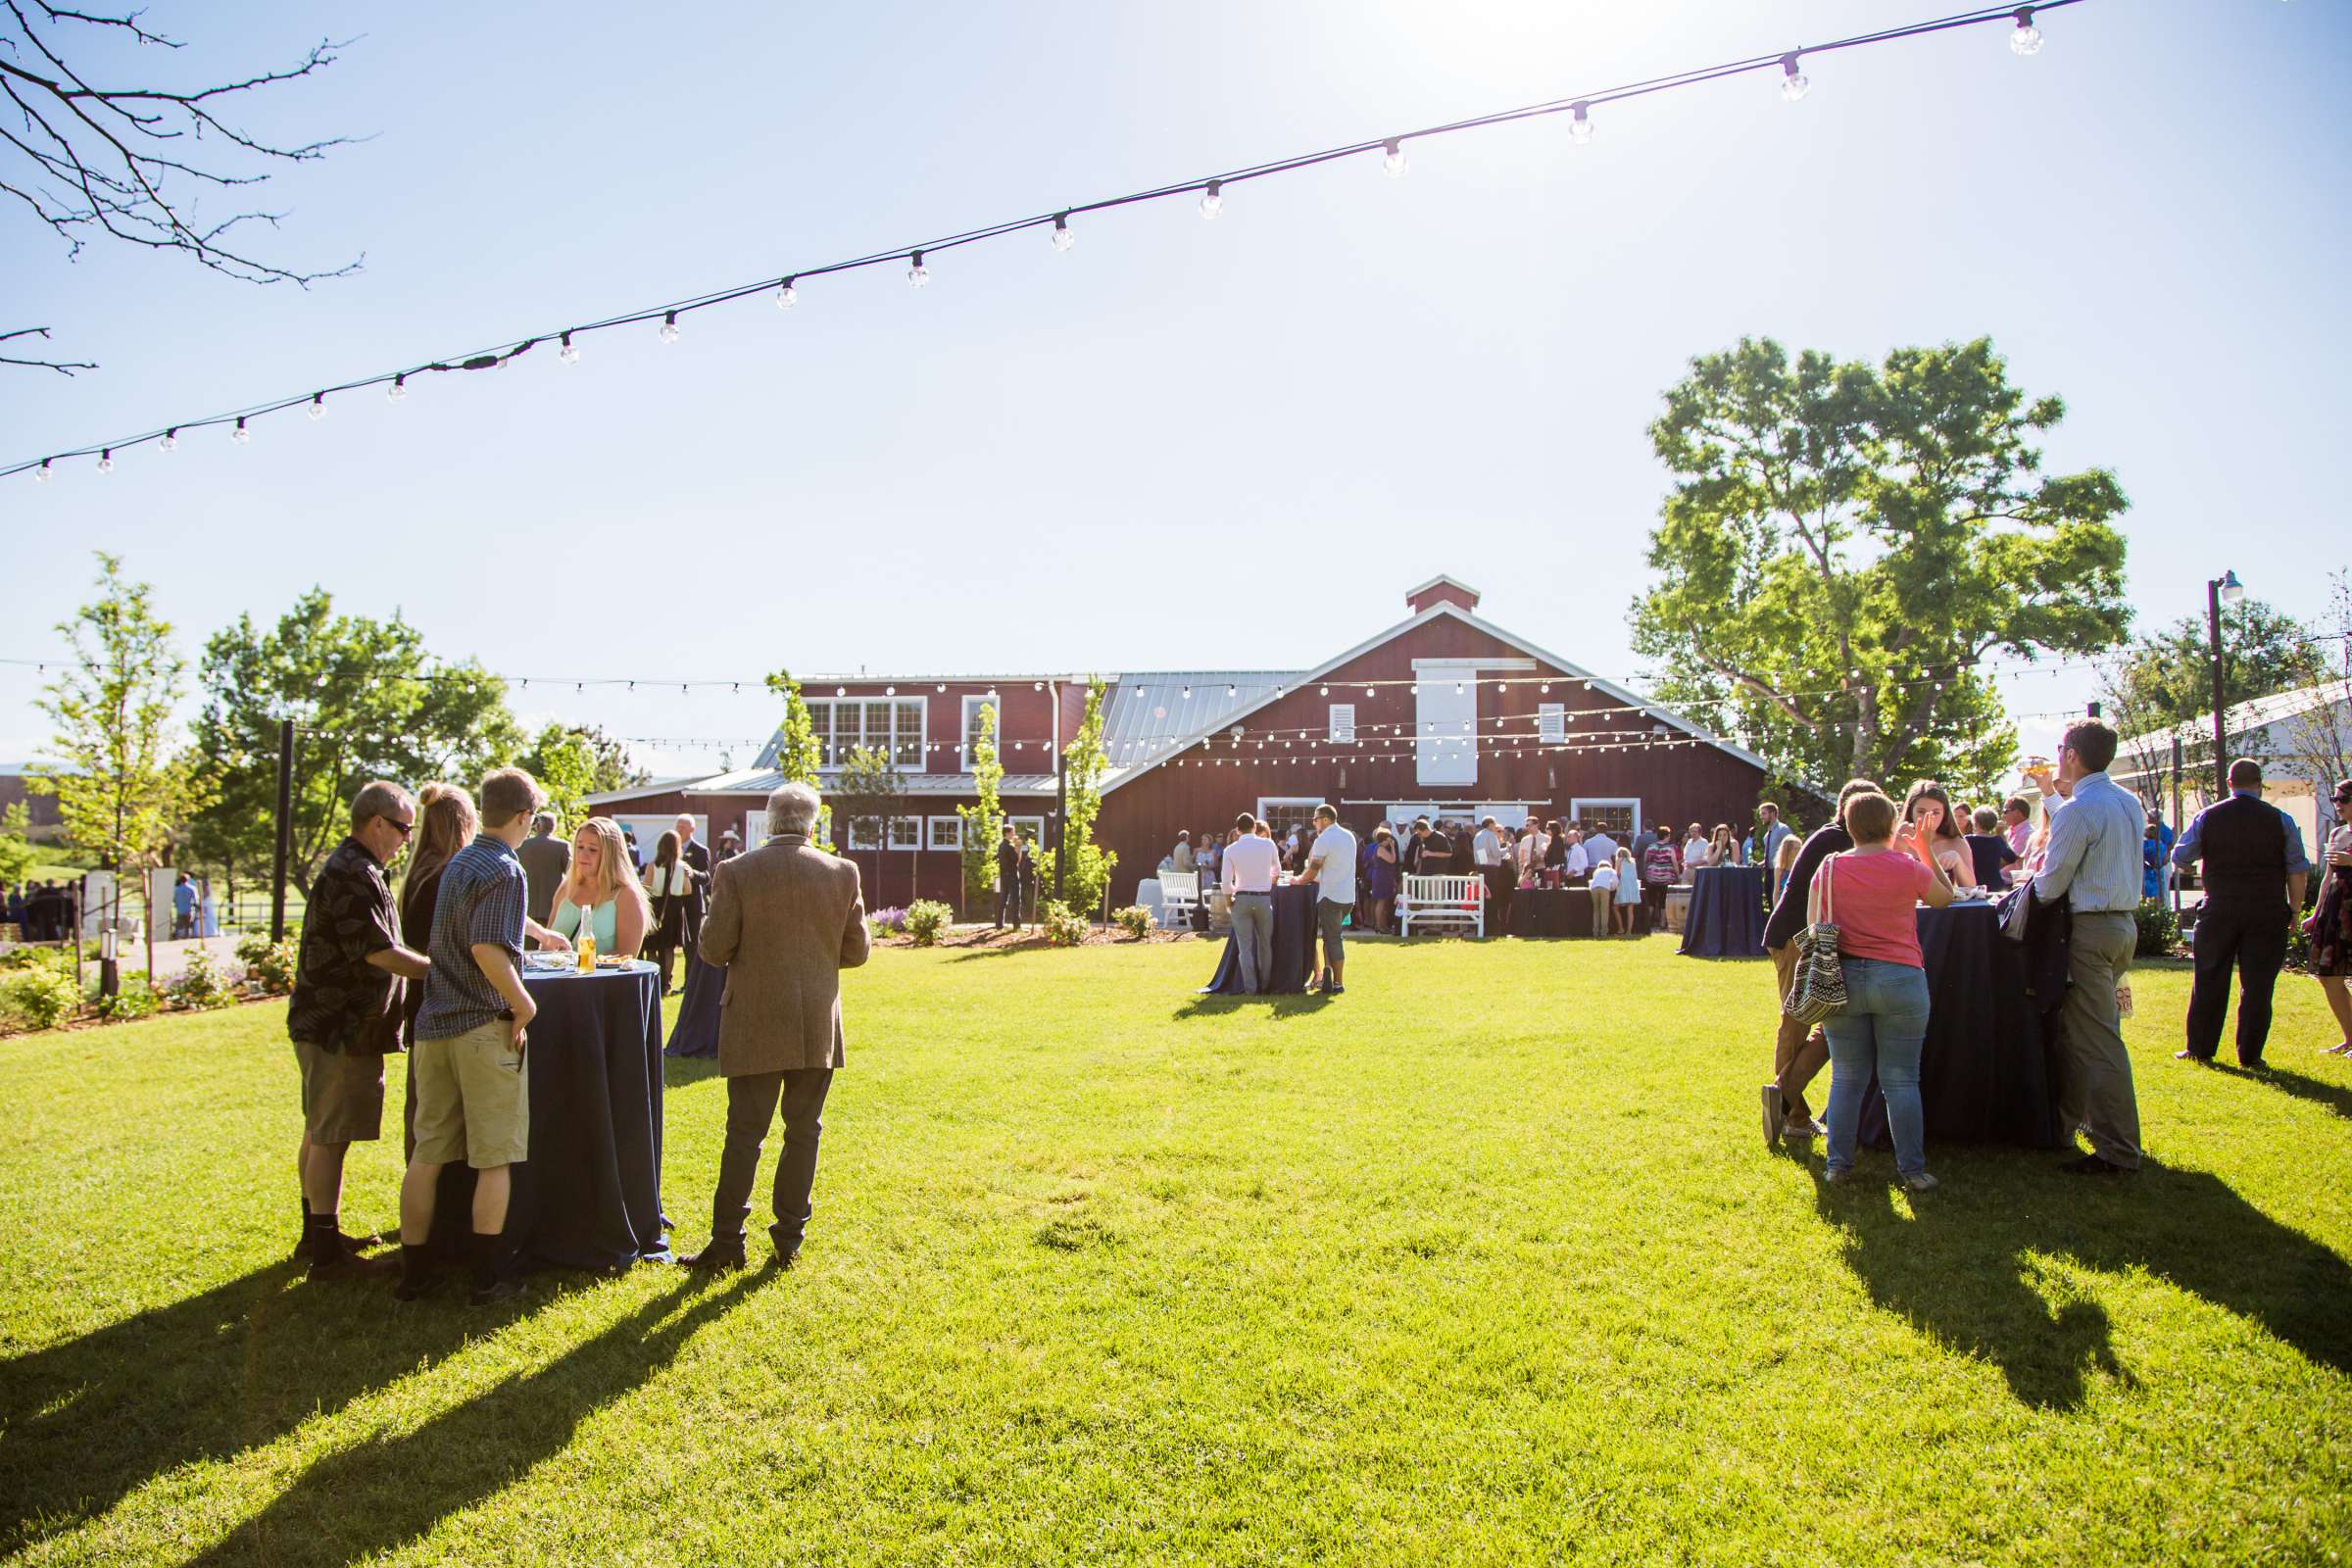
[575,903,597,973]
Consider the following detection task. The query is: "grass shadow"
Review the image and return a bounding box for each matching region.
[2219,1062,2352,1120]
[662,1054,722,1088]
[0,1259,558,1556]
[1820,1162,2352,1411]
[1171,992,1332,1020]
[180,1271,760,1567]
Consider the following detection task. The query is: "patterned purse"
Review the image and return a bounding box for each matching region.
[1783,857,1847,1027]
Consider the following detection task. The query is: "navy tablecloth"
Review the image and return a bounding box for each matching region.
[509,961,671,1270]
[1202,885,1318,994]
[1858,902,2063,1151]
[1510,888,1595,938]
[662,953,726,1059]
[1680,866,1770,958]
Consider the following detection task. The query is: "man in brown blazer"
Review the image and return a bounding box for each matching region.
[680,781,870,1272]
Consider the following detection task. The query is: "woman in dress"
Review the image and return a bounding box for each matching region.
[641,828,698,992]
[2308,778,2352,1055]
[1707,823,1740,868]
[549,816,650,966]
[1365,824,1400,935]
[1772,832,1803,906]
[1542,818,1568,889]
[1900,780,1974,888]
[398,783,478,1047]
[1612,847,1643,935]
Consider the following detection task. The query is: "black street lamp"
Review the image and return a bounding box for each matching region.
[2205,568,2245,798]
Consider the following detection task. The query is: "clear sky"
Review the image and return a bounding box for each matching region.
[4,0,2346,777]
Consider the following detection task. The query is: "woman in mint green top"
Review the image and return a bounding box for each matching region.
[545,816,650,958]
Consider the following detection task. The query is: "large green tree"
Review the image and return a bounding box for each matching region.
[33,553,192,869]
[2098,595,2327,803]
[184,589,519,888]
[1632,337,2130,799]
[517,722,646,828]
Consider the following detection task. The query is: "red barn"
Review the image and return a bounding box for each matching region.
[587,577,1775,910]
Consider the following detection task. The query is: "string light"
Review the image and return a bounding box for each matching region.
[908,250,930,287]
[33,460,51,482]
[1570,102,1593,144]
[2010,7,2044,53]
[558,333,579,365]
[1052,214,1074,251]
[1382,139,1408,176]
[160,429,177,453]
[95,449,113,474]
[1780,54,1811,100]
[386,374,409,402]
[775,277,799,310]
[1200,179,1223,220]
[231,417,250,445]
[660,312,681,345]
[307,394,327,421]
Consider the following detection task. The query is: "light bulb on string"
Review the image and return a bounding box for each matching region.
[1200,179,1223,220]
[160,429,178,453]
[33,460,52,483]
[1382,139,1407,176]
[307,394,327,421]
[2010,8,2043,54]
[231,417,251,445]
[908,250,930,287]
[1052,213,1074,251]
[775,277,799,310]
[1779,54,1810,101]
[386,373,409,403]
[1569,102,1593,144]
[96,449,113,474]
[660,313,681,345]
[558,332,579,366]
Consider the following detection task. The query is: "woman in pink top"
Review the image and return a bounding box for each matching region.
[1812,791,1958,1190]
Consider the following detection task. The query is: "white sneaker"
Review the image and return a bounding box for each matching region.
[1901,1171,1938,1193]
[1784,1115,1823,1139]
[1822,1165,1853,1185]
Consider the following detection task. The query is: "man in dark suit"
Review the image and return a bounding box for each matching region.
[674,812,712,964]
[2172,759,2310,1068]
[681,782,869,1271]
[516,811,570,928]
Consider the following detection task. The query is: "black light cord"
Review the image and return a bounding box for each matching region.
[6,2,2084,481]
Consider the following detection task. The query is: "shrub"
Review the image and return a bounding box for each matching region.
[0,958,82,1031]
[91,977,160,1023]
[236,933,299,995]
[905,901,955,947]
[867,906,909,940]
[2133,899,2180,958]
[1112,905,1154,940]
[1040,901,1090,948]
[164,948,238,1011]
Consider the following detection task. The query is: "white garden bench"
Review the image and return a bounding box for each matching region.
[1398,873,1485,939]
[1157,870,1201,929]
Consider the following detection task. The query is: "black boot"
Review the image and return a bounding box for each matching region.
[680,1201,749,1272]
[393,1242,433,1300]
[467,1231,518,1305]
[307,1211,395,1281]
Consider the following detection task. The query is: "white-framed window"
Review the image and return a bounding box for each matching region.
[1328,704,1356,744]
[808,698,926,770]
[1256,797,1326,852]
[959,696,999,772]
[1009,815,1048,846]
[847,816,885,852]
[1570,797,1641,840]
[927,815,962,851]
[1538,703,1566,744]
[888,815,922,851]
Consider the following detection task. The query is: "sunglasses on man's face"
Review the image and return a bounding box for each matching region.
[384,817,416,838]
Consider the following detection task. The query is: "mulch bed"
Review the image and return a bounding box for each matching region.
[870,923,1201,952]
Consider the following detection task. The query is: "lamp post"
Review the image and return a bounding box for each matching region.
[2205,569,2244,799]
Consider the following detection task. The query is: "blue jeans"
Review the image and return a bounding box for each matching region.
[1822,956,1931,1178]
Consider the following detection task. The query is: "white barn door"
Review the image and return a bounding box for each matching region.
[1415,672,1477,785]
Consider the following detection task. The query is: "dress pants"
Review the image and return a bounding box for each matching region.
[712,1068,835,1254]
[2058,910,2142,1168]
[1766,942,1830,1122]
[1592,892,1613,940]
[2184,896,2289,1064]
[997,884,1020,926]
[1230,894,1274,993]
[1483,866,1515,935]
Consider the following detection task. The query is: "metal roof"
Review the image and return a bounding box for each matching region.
[604,769,1066,800]
[1099,671,1305,774]
[2115,680,2349,757]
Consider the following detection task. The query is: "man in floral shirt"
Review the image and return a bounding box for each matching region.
[286,781,430,1279]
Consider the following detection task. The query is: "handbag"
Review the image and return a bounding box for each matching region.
[1783,857,1847,1027]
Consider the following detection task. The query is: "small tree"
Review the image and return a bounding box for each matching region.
[0,804,35,888]
[833,745,905,905]
[763,668,825,788]
[956,702,1004,916]
[34,554,192,876]
[1054,679,1118,920]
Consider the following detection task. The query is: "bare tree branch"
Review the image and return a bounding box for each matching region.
[0,323,93,372]
[0,3,361,371]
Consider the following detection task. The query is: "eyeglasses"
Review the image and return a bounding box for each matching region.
[384,817,416,838]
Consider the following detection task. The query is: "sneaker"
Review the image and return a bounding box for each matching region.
[1821,1165,1853,1185]
[1760,1085,1787,1148]
[1900,1171,1938,1193]
[1324,984,1344,997]
[1784,1115,1823,1139]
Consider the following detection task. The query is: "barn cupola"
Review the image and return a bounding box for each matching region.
[1405,575,1482,616]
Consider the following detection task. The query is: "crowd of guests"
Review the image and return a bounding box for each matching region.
[284,767,874,1301]
[1758,721,2334,1191]
[2,879,81,942]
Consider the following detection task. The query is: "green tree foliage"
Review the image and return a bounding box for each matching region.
[33,553,192,870]
[184,588,520,888]
[2098,596,2327,802]
[956,702,1004,913]
[762,669,824,788]
[517,722,646,829]
[0,804,36,888]
[1053,679,1117,918]
[832,745,906,904]
[1632,337,2130,799]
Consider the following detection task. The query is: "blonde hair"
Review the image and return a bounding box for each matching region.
[403,783,477,902]
[555,816,653,927]
[1773,833,1802,875]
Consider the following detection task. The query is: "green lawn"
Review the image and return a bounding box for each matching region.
[1,936,2347,1566]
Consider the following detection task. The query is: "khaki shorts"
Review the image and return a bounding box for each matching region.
[410,1019,530,1170]
[293,1041,386,1145]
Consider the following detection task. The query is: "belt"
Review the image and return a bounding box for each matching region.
[1234,890,1272,898]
